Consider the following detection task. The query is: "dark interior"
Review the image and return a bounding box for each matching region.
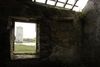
[0,0,100,67]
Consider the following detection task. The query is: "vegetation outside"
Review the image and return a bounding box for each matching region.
[14,44,36,53]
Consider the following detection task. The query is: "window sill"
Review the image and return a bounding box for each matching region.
[12,54,39,60]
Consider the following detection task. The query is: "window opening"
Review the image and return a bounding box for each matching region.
[11,21,39,60]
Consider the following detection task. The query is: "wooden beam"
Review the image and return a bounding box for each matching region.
[54,0,58,6]
[50,0,65,3]
[71,0,78,10]
[50,0,78,7]
[50,0,56,1]
[67,3,78,7]
[54,1,65,4]
[45,0,48,4]
[57,1,78,7]
[34,0,36,2]
[54,0,78,7]
[63,0,69,8]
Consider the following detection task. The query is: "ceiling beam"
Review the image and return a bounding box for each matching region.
[54,0,58,6]
[67,3,78,7]
[63,0,69,8]
[34,0,36,2]
[71,0,78,10]
[45,0,48,4]
[50,0,56,1]
[50,0,78,7]
[56,0,78,7]
[50,0,64,3]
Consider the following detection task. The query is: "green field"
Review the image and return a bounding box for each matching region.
[14,44,36,53]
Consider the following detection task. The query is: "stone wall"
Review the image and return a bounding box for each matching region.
[48,18,81,66]
[81,0,100,66]
[0,1,81,67]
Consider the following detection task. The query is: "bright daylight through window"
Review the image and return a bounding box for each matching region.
[13,22,37,59]
[32,0,89,12]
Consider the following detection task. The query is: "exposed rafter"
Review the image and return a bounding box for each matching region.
[45,0,48,4]
[32,0,88,12]
[57,1,64,4]
[50,0,56,1]
[63,0,69,8]
[71,0,78,10]
[54,0,58,6]
[34,0,36,2]
[33,0,78,8]
[52,0,78,8]
[51,0,64,3]
[67,3,78,7]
